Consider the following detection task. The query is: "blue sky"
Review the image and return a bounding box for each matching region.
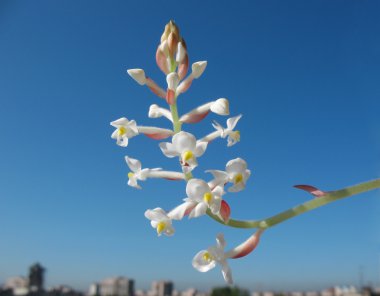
[0,0,380,292]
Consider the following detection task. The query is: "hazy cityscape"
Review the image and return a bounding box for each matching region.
[1,264,380,296]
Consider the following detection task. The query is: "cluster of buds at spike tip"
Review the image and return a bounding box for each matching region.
[111,20,261,285]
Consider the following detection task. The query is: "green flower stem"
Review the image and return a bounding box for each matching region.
[170,103,181,133]
[208,178,380,229]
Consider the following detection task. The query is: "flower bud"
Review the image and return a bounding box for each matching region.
[210,98,230,115]
[127,69,146,85]
[161,20,181,44]
[166,72,180,91]
[148,104,162,118]
[176,42,186,63]
[192,61,207,79]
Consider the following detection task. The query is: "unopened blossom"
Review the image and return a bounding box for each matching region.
[148,104,173,122]
[145,208,175,236]
[192,233,233,284]
[110,117,139,147]
[179,98,230,124]
[159,131,208,173]
[156,20,189,79]
[176,61,208,95]
[166,72,180,105]
[125,156,161,189]
[208,158,251,192]
[184,179,224,218]
[126,68,166,99]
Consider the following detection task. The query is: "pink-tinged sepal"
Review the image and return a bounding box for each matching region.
[166,89,176,105]
[181,111,210,124]
[156,45,169,74]
[220,200,231,223]
[138,126,174,140]
[146,78,166,99]
[226,230,263,259]
[178,54,189,80]
[294,185,327,198]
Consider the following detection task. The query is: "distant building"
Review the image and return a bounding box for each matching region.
[89,277,134,296]
[151,281,173,296]
[3,277,29,296]
[28,263,45,293]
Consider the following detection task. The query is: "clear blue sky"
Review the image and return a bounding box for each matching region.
[1,0,380,292]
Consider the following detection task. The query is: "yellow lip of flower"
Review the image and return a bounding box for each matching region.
[182,150,194,162]
[202,251,213,262]
[234,173,243,184]
[232,130,240,141]
[203,192,212,204]
[156,221,166,235]
[128,172,134,179]
[118,126,127,136]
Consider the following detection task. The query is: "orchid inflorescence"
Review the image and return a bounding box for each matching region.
[110,20,380,284]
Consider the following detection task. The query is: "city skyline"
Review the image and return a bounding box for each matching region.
[1,0,380,292]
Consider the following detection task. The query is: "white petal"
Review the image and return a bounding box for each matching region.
[212,121,226,137]
[210,98,230,115]
[127,69,146,85]
[125,156,142,173]
[186,179,210,200]
[127,177,141,189]
[221,261,233,284]
[164,225,175,236]
[126,120,139,135]
[207,170,229,184]
[173,131,196,153]
[226,158,247,175]
[189,202,208,218]
[111,129,119,140]
[110,117,129,128]
[216,233,226,249]
[159,142,179,158]
[210,195,221,215]
[168,201,196,220]
[144,208,168,222]
[117,135,129,147]
[194,141,208,157]
[226,114,242,130]
[191,61,207,79]
[212,185,225,197]
[138,168,151,180]
[228,182,245,193]
[192,250,216,272]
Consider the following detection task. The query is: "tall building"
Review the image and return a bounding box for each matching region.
[151,281,173,296]
[89,277,134,296]
[28,263,45,292]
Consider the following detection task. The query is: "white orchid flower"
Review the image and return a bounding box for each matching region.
[126,156,186,189]
[208,158,251,192]
[193,230,263,284]
[125,156,160,189]
[159,131,208,173]
[127,69,166,99]
[110,117,139,147]
[144,208,175,236]
[179,99,230,124]
[184,179,224,218]
[213,115,242,147]
[192,233,233,284]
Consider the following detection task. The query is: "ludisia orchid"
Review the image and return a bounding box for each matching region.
[110,20,380,284]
